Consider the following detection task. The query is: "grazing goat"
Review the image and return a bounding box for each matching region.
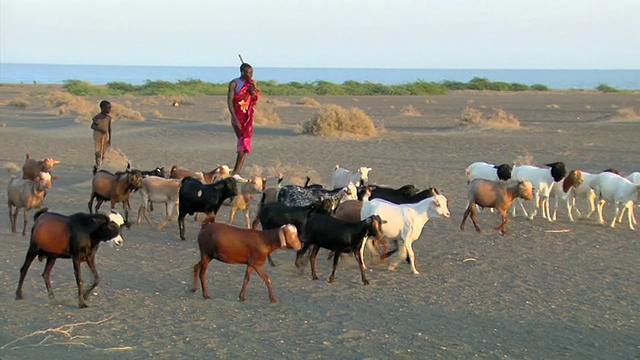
[140,166,166,178]
[136,176,181,229]
[465,161,513,183]
[461,179,535,235]
[295,214,385,285]
[8,172,53,236]
[178,176,238,240]
[192,220,301,303]
[510,162,567,220]
[590,172,640,230]
[169,164,230,183]
[15,208,125,308]
[361,194,451,274]
[332,165,372,189]
[88,169,143,226]
[225,176,266,228]
[22,153,60,181]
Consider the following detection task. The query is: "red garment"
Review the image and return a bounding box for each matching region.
[232,79,259,153]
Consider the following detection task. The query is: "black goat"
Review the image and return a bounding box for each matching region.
[359,184,419,202]
[295,214,385,285]
[178,176,238,240]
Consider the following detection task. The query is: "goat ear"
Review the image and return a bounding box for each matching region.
[52,159,61,165]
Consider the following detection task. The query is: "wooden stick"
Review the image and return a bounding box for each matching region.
[238,54,245,63]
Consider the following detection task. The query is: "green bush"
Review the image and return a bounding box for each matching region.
[596,84,618,93]
[530,84,549,91]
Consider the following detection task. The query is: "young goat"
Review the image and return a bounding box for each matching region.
[7,172,53,236]
[510,162,567,221]
[22,153,60,181]
[332,165,372,189]
[192,218,301,303]
[590,172,640,230]
[88,169,143,226]
[15,208,125,308]
[225,176,266,228]
[461,179,534,235]
[136,176,181,229]
[295,214,385,285]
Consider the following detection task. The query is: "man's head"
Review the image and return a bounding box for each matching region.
[100,100,111,114]
[240,63,253,80]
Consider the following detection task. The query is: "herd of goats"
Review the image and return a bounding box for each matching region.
[5,154,640,307]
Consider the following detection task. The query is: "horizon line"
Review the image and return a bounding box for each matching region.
[1,62,638,71]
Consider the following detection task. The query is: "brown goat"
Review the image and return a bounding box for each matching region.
[226,176,267,228]
[169,164,230,184]
[88,169,144,226]
[191,220,301,303]
[22,153,60,181]
[460,179,535,235]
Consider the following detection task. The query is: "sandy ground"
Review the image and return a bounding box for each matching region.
[0,85,639,359]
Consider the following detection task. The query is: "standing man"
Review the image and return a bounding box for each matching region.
[228,63,260,175]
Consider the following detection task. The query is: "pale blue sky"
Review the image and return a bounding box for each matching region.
[1,0,638,69]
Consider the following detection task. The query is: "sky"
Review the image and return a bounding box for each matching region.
[1,0,638,69]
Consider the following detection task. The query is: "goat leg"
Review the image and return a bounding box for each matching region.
[267,255,276,267]
[72,259,88,308]
[328,250,341,283]
[199,258,211,299]
[83,254,100,300]
[309,245,321,280]
[42,257,57,299]
[354,251,370,285]
[254,265,277,303]
[16,250,38,300]
[239,266,254,302]
[22,209,29,236]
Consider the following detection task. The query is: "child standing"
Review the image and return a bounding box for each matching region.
[91,100,112,173]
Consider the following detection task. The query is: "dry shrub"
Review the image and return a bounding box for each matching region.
[401,105,421,116]
[140,98,159,106]
[7,98,30,109]
[610,104,619,109]
[613,106,640,120]
[457,107,521,129]
[546,104,560,109]
[514,152,535,166]
[297,97,320,107]
[253,103,281,125]
[149,110,164,118]
[171,97,196,106]
[3,162,21,173]
[246,159,319,186]
[46,91,95,116]
[265,98,290,107]
[111,103,145,122]
[425,99,437,104]
[302,104,377,137]
[467,99,475,104]
[103,148,130,170]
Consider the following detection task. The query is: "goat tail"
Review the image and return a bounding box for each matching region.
[25,153,31,160]
[201,213,217,227]
[465,168,471,184]
[33,207,49,222]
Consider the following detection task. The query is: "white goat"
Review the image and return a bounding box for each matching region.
[465,161,513,183]
[7,172,53,236]
[332,165,371,189]
[360,194,451,275]
[590,172,640,230]
[136,176,182,229]
[510,162,567,221]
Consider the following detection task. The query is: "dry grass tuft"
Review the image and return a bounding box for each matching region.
[46,91,95,116]
[149,110,164,118]
[425,99,438,104]
[615,106,640,119]
[546,104,560,109]
[7,98,30,109]
[103,148,131,170]
[245,159,319,186]
[254,103,281,125]
[111,103,145,122]
[265,98,290,107]
[297,97,321,107]
[401,105,422,116]
[3,162,21,173]
[457,107,521,129]
[140,98,159,106]
[514,152,535,166]
[302,104,377,137]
